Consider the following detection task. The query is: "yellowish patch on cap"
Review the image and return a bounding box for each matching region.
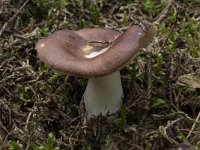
[40,43,45,48]
[82,45,94,53]
[84,47,109,58]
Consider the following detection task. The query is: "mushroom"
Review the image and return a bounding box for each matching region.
[36,21,157,119]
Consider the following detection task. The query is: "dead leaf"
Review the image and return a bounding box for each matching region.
[176,69,200,89]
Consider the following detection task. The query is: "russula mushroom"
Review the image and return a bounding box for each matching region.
[36,21,157,119]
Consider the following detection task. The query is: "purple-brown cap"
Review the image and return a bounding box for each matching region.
[36,22,157,77]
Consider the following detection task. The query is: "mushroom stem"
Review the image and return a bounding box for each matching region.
[83,71,123,119]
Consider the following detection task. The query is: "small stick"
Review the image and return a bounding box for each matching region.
[158,6,179,53]
[159,118,182,144]
[139,44,153,125]
[25,111,33,131]
[154,0,174,24]
[186,111,200,139]
[0,0,29,37]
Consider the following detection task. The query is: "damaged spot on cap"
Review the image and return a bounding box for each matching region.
[84,46,110,58]
[40,43,45,48]
[81,45,94,55]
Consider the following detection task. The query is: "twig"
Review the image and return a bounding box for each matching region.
[159,118,182,144]
[0,0,29,37]
[186,111,200,139]
[154,0,174,24]
[158,5,179,54]
[0,121,9,134]
[25,111,33,131]
[128,144,145,150]
[0,84,11,95]
[0,56,16,69]
[0,72,15,84]
[146,45,153,103]
[139,44,153,124]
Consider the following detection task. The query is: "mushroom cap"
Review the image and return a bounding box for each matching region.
[36,22,157,77]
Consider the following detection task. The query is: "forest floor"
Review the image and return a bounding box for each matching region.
[0,0,200,149]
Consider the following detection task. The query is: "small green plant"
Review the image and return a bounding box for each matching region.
[8,141,22,150]
[33,133,59,150]
[195,141,200,150]
[78,19,87,29]
[114,105,127,128]
[143,0,164,15]
[167,31,178,54]
[18,84,33,105]
[144,0,155,12]
[177,133,186,142]
[145,140,152,150]
[150,98,168,109]
[153,53,165,84]
[38,27,50,37]
[49,72,66,83]
[90,5,99,23]
[33,0,69,10]
[180,16,200,58]
[8,133,59,150]
[9,133,59,150]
